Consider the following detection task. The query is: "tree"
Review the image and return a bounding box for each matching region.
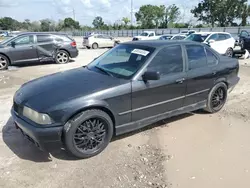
[240,3,250,26]
[122,17,130,26]
[40,19,52,31]
[191,0,247,27]
[162,4,180,28]
[0,17,20,30]
[135,5,165,28]
[92,16,104,29]
[63,17,80,29]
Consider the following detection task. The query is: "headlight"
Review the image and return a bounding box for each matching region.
[23,106,53,125]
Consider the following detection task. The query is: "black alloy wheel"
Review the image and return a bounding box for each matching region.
[74,118,107,152]
[211,87,227,111]
[204,82,228,113]
[64,109,113,158]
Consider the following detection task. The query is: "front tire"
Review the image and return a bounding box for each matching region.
[0,54,9,70]
[64,109,113,158]
[204,82,228,113]
[226,48,233,58]
[55,50,69,64]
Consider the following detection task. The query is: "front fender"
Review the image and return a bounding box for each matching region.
[49,98,115,125]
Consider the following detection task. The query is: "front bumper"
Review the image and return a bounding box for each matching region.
[11,108,63,151]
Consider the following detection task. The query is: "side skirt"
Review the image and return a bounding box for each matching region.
[115,100,207,136]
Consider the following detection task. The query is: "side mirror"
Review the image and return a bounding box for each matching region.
[11,41,16,47]
[142,71,160,81]
[208,39,215,43]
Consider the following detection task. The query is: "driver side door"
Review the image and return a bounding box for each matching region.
[9,35,38,64]
[131,45,187,122]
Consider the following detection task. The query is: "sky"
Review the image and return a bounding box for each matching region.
[0,0,198,26]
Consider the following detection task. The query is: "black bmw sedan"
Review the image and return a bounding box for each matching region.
[11,40,240,158]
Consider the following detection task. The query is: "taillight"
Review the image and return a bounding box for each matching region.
[71,41,76,47]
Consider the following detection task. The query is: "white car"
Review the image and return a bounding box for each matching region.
[132,31,161,41]
[185,32,235,57]
[170,34,187,40]
[83,34,120,49]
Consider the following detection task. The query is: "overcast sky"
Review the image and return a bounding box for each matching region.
[0,0,198,25]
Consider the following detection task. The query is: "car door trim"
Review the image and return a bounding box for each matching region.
[118,88,210,116]
[185,88,210,97]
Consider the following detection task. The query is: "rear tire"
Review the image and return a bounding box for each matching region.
[0,54,9,70]
[204,82,228,113]
[55,50,69,64]
[92,43,98,49]
[64,109,113,158]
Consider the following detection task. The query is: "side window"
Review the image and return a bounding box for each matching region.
[37,35,53,43]
[207,34,218,41]
[205,48,218,65]
[97,35,104,39]
[225,34,231,39]
[186,45,207,70]
[147,45,183,75]
[14,35,34,45]
[217,34,226,41]
[240,31,249,37]
[149,33,154,37]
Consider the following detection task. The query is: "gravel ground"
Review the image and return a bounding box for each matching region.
[0,44,250,188]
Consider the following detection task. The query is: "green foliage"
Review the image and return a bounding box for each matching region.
[135,5,165,28]
[63,18,80,29]
[122,17,130,26]
[162,4,180,28]
[92,16,104,29]
[191,0,248,27]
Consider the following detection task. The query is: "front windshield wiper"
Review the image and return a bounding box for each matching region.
[94,65,114,77]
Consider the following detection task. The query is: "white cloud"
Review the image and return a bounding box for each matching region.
[0,0,19,7]
[80,0,93,8]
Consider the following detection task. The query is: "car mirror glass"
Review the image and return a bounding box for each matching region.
[142,71,160,81]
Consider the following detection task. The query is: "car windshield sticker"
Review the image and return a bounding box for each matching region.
[131,49,150,56]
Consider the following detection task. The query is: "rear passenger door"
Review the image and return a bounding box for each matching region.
[35,34,55,58]
[183,44,217,106]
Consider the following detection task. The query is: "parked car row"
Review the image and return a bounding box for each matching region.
[0,32,78,70]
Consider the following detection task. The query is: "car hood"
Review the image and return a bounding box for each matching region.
[14,67,127,111]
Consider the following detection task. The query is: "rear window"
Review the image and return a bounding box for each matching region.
[185,34,209,42]
[54,35,73,42]
[37,35,53,43]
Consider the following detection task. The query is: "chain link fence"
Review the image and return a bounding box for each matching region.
[63,26,250,37]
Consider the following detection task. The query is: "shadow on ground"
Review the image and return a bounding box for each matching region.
[2,112,196,162]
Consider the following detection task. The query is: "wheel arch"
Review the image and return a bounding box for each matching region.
[64,104,116,135]
[214,77,228,89]
[0,52,11,65]
[58,48,70,57]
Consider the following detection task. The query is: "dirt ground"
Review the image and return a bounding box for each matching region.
[1,42,250,188]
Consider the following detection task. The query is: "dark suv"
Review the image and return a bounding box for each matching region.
[0,32,78,70]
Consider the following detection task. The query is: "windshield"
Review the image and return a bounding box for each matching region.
[0,36,14,44]
[185,34,209,42]
[140,32,149,36]
[88,44,155,79]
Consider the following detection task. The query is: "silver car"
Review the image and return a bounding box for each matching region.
[83,34,120,49]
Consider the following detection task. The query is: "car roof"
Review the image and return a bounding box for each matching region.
[123,40,206,48]
[15,32,69,36]
[193,32,231,35]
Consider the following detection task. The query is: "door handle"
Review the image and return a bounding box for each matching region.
[212,71,217,75]
[176,78,185,84]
